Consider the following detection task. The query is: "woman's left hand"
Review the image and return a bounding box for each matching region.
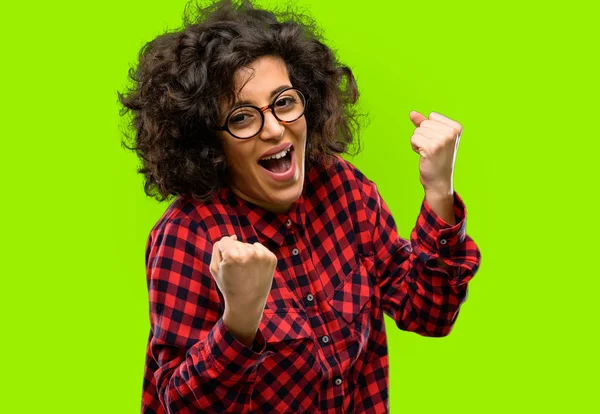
[409,111,463,196]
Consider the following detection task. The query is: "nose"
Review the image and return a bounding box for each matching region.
[258,109,285,141]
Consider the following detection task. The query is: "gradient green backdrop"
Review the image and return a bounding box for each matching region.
[2,0,598,412]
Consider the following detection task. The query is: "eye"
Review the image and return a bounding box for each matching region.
[229,109,257,125]
[275,95,297,108]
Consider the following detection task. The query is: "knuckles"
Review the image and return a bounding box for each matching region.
[419,119,462,139]
[213,237,277,268]
[221,243,276,265]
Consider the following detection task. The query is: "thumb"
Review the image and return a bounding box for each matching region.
[214,235,238,263]
[211,241,223,274]
[409,110,427,127]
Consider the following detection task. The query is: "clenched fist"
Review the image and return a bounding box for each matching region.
[210,234,278,347]
[409,111,462,195]
[409,110,463,225]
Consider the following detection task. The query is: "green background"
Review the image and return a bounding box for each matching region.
[1,0,598,412]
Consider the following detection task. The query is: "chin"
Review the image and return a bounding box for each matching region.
[257,181,301,212]
[268,183,302,205]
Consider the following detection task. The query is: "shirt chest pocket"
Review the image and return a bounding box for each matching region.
[259,309,318,365]
[328,258,376,325]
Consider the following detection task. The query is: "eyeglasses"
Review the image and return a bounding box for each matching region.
[216,87,307,139]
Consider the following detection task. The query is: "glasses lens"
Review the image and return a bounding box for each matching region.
[274,89,306,122]
[227,107,262,139]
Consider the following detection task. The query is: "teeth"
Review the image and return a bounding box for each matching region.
[260,146,291,161]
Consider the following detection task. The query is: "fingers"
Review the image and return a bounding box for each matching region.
[429,112,463,135]
[210,241,223,276]
[216,235,276,265]
[409,111,463,140]
[410,132,430,157]
[212,241,223,263]
[410,111,462,157]
[409,110,427,127]
[418,121,454,138]
[254,242,278,266]
[252,241,270,253]
[217,235,238,263]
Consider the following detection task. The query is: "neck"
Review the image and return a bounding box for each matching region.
[230,186,292,214]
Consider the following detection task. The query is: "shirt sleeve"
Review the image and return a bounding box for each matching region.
[146,218,271,413]
[368,183,481,337]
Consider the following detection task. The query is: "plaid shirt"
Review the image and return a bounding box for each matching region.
[141,155,481,413]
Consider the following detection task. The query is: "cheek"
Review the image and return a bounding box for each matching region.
[291,119,308,143]
[223,141,253,169]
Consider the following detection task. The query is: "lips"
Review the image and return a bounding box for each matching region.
[259,142,293,161]
[258,145,297,182]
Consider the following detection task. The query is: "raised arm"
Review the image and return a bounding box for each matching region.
[144,218,273,413]
[369,184,481,337]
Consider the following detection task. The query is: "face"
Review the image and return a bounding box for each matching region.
[217,56,308,214]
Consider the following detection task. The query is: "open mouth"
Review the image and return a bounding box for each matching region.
[258,145,294,174]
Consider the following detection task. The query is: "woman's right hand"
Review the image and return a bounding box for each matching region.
[209,234,277,346]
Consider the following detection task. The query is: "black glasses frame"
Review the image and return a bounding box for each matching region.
[216,87,308,140]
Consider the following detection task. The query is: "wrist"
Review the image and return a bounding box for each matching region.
[425,190,454,205]
[423,180,453,198]
[424,189,456,225]
[222,311,262,348]
[223,305,263,333]
[224,296,266,317]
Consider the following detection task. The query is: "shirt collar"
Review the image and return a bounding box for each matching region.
[218,184,306,246]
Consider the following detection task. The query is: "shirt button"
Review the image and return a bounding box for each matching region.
[334,378,343,386]
[306,293,314,302]
[321,335,330,344]
[292,248,299,256]
[440,239,448,245]
[285,219,292,227]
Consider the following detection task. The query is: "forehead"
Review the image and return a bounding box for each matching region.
[233,56,291,100]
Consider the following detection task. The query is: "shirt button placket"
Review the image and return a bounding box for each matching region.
[303,293,315,307]
[287,231,301,265]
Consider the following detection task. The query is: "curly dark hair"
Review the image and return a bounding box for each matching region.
[118,0,363,202]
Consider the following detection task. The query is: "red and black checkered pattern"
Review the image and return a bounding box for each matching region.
[141,155,481,413]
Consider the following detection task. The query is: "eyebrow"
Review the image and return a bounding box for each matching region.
[233,85,292,107]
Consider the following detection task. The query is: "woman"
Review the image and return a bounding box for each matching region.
[119,1,481,412]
